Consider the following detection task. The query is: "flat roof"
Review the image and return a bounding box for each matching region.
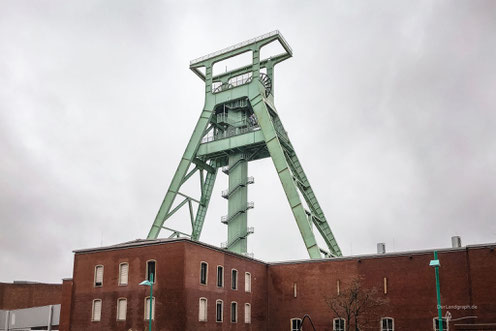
[73,237,267,265]
[73,237,495,266]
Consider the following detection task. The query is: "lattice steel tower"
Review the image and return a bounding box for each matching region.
[147,31,342,258]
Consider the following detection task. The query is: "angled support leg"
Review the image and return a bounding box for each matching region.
[147,105,215,239]
[250,92,322,259]
[191,160,218,240]
[273,112,342,256]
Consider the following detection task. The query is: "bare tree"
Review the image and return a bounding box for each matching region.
[324,276,389,331]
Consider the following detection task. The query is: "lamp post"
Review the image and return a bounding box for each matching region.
[429,251,443,331]
[139,274,154,331]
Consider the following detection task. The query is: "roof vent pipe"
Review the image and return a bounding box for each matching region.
[377,243,386,254]
[451,236,462,248]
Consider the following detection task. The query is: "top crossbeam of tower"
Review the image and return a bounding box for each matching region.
[190,30,292,66]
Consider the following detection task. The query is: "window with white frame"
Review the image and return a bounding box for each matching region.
[381,317,394,331]
[200,262,208,285]
[116,298,127,321]
[216,300,223,322]
[91,299,102,321]
[146,260,156,283]
[244,303,251,324]
[433,317,448,331]
[199,297,208,321]
[231,302,237,323]
[94,265,104,287]
[144,296,155,320]
[245,272,251,292]
[291,318,302,331]
[231,269,238,290]
[217,266,224,287]
[118,263,128,286]
[333,318,345,331]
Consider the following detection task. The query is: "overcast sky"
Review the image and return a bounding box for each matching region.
[1,0,495,283]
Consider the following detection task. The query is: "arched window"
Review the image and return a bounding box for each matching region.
[118,263,128,286]
[333,318,345,331]
[144,296,155,320]
[91,299,102,321]
[245,272,251,292]
[231,269,238,290]
[231,302,237,323]
[94,265,104,287]
[381,317,394,331]
[216,300,223,322]
[199,297,207,321]
[433,317,448,331]
[116,298,127,321]
[146,260,156,283]
[217,265,224,287]
[290,318,302,331]
[200,262,208,285]
[244,303,251,324]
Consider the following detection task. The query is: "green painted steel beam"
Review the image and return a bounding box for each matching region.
[191,161,218,240]
[196,130,265,157]
[249,88,321,259]
[147,103,216,239]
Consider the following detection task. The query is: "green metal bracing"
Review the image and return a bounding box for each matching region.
[191,162,218,240]
[249,93,321,258]
[147,104,215,239]
[147,30,342,259]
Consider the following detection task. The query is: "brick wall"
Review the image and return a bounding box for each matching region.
[62,239,496,330]
[267,246,496,331]
[0,282,62,310]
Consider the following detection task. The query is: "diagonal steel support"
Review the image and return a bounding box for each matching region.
[191,160,218,240]
[250,90,322,259]
[147,103,215,239]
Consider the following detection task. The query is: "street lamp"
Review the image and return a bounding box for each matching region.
[429,251,443,331]
[140,274,154,331]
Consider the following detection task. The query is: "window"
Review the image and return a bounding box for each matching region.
[291,318,302,331]
[200,262,208,285]
[381,317,394,331]
[333,318,345,331]
[146,260,156,283]
[91,299,102,321]
[244,303,251,324]
[231,269,238,290]
[94,265,103,287]
[384,277,388,294]
[118,263,128,286]
[216,300,223,322]
[231,302,237,323]
[336,280,340,295]
[433,317,448,331]
[293,283,297,298]
[144,297,155,320]
[217,266,224,287]
[117,298,127,321]
[199,297,207,321]
[245,272,251,292]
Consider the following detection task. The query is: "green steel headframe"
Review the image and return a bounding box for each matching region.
[147,30,342,258]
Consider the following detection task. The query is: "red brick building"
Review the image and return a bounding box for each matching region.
[59,238,496,331]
